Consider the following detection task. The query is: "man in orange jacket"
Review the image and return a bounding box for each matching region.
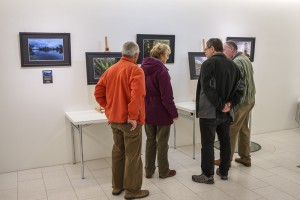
[94,41,149,199]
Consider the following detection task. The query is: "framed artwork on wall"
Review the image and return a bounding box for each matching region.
[136,34,175,64]
[226,37,256,62]
[19,32,71,67]
[85,52,122,85]
[188,52,207,80]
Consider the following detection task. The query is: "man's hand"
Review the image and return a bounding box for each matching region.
[127,119,137,131]
[222,102,231,113]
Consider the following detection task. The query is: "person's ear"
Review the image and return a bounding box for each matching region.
[134,53,139,62]
[211,46,216,52]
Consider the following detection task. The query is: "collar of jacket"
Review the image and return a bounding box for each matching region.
[232,52,243,60]
[121,56,136,64]
[212,52,227,58]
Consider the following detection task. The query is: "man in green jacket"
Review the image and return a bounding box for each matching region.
[216,41,256,167]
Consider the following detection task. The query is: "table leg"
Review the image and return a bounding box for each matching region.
[192,113,195,159]
[79,125,85,179]
[173,122,177,149]
[71,123,76,164]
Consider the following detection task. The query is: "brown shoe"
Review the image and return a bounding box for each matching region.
[235,158,251,167]
[214,159,231,168]
[214,159,220,166]
[159,169,176,178]
[112,188,124,196]
[124,190,149,199]
[145,173,153,179]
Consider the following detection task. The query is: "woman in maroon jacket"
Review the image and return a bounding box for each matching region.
[141,43,178,179]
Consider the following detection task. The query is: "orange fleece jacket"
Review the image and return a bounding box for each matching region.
[94,57,146,125]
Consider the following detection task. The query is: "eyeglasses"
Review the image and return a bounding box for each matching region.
[204,46,211,51]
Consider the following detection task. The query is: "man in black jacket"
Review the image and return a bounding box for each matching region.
[192,38,244,184]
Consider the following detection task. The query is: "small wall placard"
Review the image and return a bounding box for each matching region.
[43,70,53,84]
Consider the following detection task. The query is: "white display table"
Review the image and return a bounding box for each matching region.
[65,103,198,178]
[65,110,107,179]
[174,102,196,159]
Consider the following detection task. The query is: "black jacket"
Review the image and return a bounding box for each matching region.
[196,53,244,119]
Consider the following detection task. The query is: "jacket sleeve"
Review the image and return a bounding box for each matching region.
[94,72,108,108]
[158,70,178,119]
[230,67,245,107]
[201,61,225,110]
[195,75,201,118]
[128,68,146,120]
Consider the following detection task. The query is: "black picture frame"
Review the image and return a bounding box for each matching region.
[188,52,207,80]
[226,37,256,62]
[19,32,71,67]
[136,34,175,64]
[85,52,122,85]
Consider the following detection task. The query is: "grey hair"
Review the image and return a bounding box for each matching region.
[225,40,238,51]
[122,41,140,58]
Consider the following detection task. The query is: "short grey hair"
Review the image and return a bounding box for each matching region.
[122,41,140,58]
[225,40,238,51]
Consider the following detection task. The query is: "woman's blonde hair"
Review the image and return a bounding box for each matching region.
[150,43,171,59]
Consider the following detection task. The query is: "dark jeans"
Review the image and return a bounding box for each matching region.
[200,117,231,177]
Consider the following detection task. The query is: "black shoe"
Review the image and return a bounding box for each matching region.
[216,168,228,180]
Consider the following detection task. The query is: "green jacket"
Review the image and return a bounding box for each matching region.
[232,52,256,106]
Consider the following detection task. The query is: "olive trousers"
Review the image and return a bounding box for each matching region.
[144,124,171,178]
[110,123,143,193]
[230,102,255,163]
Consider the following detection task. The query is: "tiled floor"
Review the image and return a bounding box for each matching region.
[1,128,300,200]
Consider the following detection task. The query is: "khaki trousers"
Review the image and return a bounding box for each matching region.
[110,123,143,193]
[230,102,255,162]
[144,124,170,178]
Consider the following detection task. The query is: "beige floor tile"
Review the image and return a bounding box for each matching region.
[64,163,93,180]
[85,159,110,171]
[197,188,235,200]
[157,181,203,200]
[71,178,107,200]
[260,175,300,199]
[268,167,300,184]
[214,180,262,200]
[43,169,71,190]
[229,168,269,190]
[18,168,42,182]
[2,128,300,200]
[47,186,78,200]
[0,172,17,191]
[0,188,17,200]
[253,186,297,200]
[18,179,47,200]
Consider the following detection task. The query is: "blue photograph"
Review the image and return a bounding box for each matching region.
[28,38,64,61]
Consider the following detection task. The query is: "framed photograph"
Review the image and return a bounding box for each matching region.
[85,52,122,85]
[226,37,256,62]
[19,32,71,67]
[188,52,207,80]
[136,34,175,64]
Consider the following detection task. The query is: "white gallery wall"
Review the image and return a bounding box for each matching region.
[0,0,300,173]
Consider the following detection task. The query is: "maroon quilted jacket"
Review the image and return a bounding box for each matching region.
[141,57,178,125]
